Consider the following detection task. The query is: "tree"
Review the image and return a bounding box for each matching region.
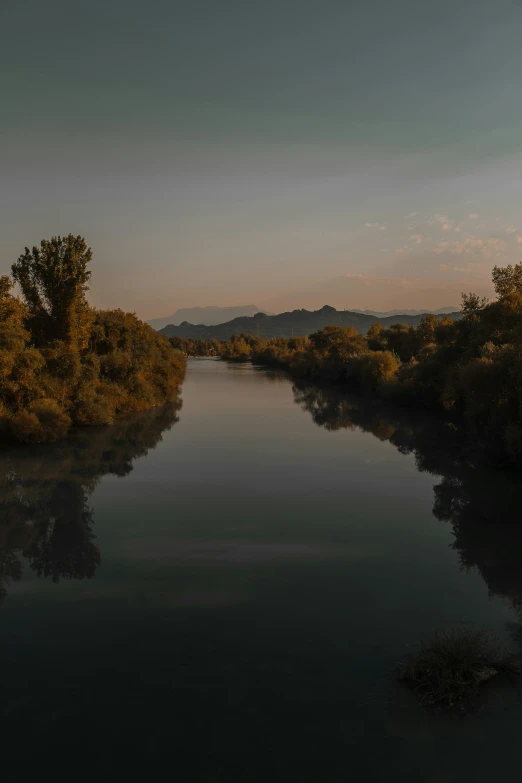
[461,292,488,318]
[0,276,44,415]
[367,323,387,351]
[12,234,93,349]
[492,263,522,299]
[357,350,399,389]
[309,325,366,360]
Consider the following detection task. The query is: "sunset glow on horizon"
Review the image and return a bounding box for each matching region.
[2,0,522,317]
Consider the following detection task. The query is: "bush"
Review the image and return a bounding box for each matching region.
[71,396,115,427]
[398,626,516,711]
[9,410,42,444]
[10,399,71,444]
[355,350,399,389]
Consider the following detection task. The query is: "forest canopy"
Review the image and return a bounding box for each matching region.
[0,234,185,444]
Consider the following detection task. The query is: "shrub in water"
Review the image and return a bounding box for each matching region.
[398,625,517,711]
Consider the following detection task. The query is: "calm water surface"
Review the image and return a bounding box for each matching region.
[1,358,522,781]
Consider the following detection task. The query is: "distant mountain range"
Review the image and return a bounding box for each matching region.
[148,305,267,331]
[159,305,462,341]
[350,306,460,318]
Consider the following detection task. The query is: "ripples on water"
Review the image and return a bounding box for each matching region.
[1,359,521,781]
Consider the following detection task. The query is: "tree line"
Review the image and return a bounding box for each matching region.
[0,234,186,444]
[174,263,522,462]
[169,336,223,357]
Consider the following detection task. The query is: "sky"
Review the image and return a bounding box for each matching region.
[2,0,522,316]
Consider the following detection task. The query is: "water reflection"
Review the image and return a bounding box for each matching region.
[292,380,522,612]
[0,399,181,604]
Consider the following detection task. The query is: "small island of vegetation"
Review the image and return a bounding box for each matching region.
[0,234,186,444]
[398,626,517,712]
[172,263,522,463]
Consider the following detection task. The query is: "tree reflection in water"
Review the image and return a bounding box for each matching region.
[0,399,181,604]
[4,378,521,619]
[292,380,522,613]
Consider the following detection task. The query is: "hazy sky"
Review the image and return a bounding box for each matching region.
[2,0,522,316]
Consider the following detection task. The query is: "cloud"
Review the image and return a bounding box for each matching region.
[344,273,417,290]
[468,213,479,220]
[440,262,484,273]
[434,241,450,255]
[517,235,522,245]
[505,226,518,234]
[395,245,410,254]
[409,234,423,244]
[434,237,507,257]
[427,213,454,231]
[427,214,466,233]
[364,222,387,230]
[453,263,481,272]
[405,212,418,218]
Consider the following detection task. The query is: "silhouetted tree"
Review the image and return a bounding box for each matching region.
[12,234,93,349]
[492,263,522,299]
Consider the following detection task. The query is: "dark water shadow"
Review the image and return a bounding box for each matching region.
[292,380,522,619]
[0,398,182,605]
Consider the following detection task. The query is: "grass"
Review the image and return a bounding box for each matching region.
[398,626,518,712]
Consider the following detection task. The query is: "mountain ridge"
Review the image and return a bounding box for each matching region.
[148,304,267,331]
[159,305,462,340]
[349,306,459,318]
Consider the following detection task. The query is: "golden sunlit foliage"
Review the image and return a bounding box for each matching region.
[169,336,223,357]
[0,235,185,444]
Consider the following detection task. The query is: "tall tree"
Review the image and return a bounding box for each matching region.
[12,234,93,349]
[492,263,522,299]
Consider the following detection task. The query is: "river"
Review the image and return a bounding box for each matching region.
[1,358,522,781]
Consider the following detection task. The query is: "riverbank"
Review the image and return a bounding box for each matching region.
[170,264,522,465]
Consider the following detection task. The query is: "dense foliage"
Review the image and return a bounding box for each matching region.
[1,235,185,444]
[169,336,223,357]
[181,264,522,461]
